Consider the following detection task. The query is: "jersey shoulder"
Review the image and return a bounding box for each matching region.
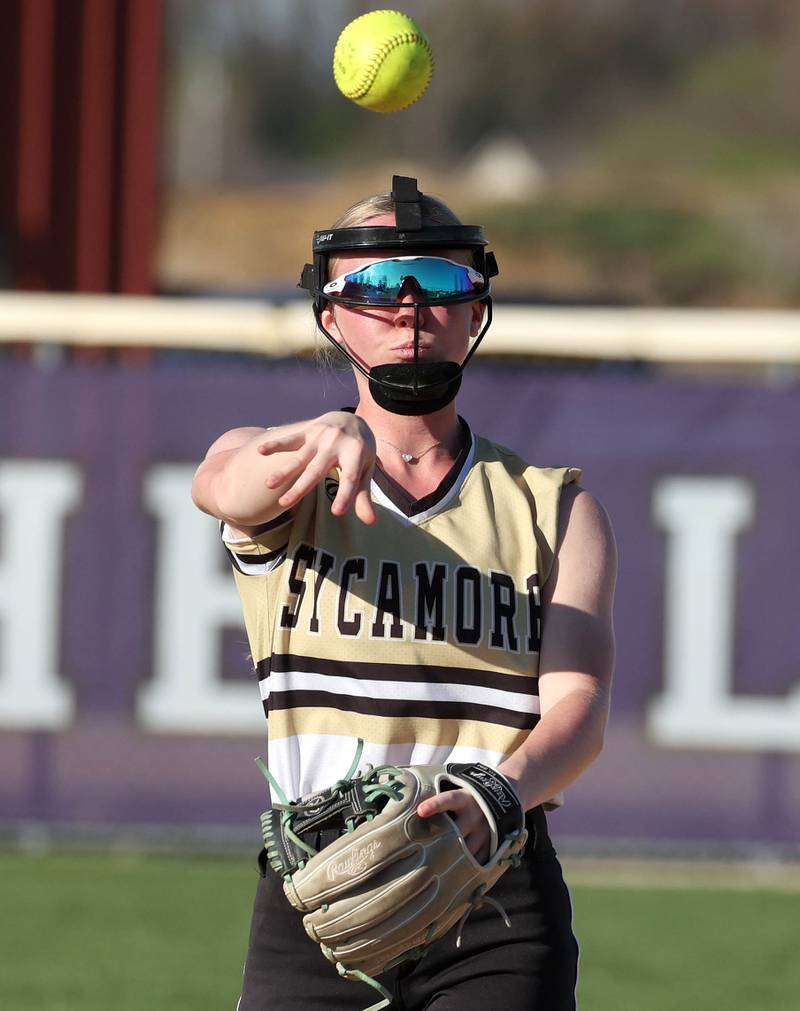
[470,434,581,585]
[472,433,582,491]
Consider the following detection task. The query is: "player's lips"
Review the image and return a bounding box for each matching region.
[391,343,434,360]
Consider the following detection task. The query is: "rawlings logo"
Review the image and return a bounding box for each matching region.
[470,768,513,810]
[327,840,382,881]
[299,791,327,809]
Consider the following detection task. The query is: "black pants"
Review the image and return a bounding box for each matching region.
[237,807,578,1010]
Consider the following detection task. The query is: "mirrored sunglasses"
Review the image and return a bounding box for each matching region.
[322,256,485,305]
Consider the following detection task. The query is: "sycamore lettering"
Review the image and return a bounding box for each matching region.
[278,543,540,653]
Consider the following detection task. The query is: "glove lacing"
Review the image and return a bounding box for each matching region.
[256,740,405,877]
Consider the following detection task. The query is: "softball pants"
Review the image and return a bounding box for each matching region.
[237,806,578,1010]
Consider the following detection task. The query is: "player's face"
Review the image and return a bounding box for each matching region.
[320,214,485,372]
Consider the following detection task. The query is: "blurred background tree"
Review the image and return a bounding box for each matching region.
[158,0,800,306]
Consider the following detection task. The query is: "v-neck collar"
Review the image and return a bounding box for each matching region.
[370,417,475,523]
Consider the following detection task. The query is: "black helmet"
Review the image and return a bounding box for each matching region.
[299,175,498,415]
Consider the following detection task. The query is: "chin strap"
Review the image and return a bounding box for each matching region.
[313,300,492,416]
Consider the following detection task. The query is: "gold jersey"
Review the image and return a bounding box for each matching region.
[222,421,579,801]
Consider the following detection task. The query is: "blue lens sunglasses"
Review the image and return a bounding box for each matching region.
[322,256,486,306]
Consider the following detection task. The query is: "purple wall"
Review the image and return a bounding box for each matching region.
[1,356,798,849]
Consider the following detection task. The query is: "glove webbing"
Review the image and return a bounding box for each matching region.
[256,742,405,879]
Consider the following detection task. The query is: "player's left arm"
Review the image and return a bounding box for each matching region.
[418,483,616,854]
[496,482,617,810]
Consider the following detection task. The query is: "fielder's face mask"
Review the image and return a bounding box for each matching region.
[299,175,499,416]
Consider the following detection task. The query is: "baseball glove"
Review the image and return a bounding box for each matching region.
[256,740,527,1010]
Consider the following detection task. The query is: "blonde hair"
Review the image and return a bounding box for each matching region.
[327,191,467,281]
[331,191,463,229]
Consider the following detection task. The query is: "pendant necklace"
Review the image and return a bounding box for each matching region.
[376,437,445,464]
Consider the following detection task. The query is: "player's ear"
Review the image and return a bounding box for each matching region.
[321,304,343,342]
[469,301,486,338]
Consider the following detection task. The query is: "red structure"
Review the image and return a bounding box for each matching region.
[0,0,163,294]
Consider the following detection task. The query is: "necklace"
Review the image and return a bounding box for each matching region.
[376,437,445,464]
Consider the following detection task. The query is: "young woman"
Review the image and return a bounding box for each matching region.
[192,176,617,1011]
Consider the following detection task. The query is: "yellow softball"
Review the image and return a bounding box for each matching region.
[333,10,434,113]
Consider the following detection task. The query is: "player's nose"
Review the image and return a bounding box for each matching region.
[393,283,420,324]
[394,301,419,327]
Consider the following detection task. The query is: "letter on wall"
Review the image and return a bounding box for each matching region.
[649,476,800,751]
[0,462,80,729]
[138,465,264,734]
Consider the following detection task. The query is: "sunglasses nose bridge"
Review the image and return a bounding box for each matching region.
[387,275,420,305]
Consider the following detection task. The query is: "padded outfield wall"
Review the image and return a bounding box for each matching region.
[1,355,798,852]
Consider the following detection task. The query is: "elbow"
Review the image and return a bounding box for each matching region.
[206,467,281,527]
[589,727,606,764]
[588,693,611,761]
[208,473,253,526]
[191,462,240,524]
[207,470,236,522]
[190,466,215,517]
[578,685,609,765]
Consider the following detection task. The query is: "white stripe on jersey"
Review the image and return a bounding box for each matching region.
[221,522,287,574]
[264,732,510,803]
[258,668,540,715]
[229,552,286,576]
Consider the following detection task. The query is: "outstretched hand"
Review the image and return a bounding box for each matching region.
[257,411,377,525]
[417,789,492,863]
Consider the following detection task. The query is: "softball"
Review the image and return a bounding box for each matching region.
[333,10,434,113]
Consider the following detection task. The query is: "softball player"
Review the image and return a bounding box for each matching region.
[192,176,617,1010]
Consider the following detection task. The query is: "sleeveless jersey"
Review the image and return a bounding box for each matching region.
[222,421,580,802]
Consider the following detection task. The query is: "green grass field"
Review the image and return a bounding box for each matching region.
[2,850,798,1011]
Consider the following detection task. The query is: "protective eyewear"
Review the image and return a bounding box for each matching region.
[322,256,486,305]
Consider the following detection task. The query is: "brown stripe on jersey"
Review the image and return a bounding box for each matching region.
[265,709,536,755]
[267,690,537,731]
[256,653,539,696]
[228,545,286,567]
[251,510,293,534]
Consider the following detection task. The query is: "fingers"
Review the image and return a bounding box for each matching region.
[264,449,314,490]
[258,415,376,519]
[330,456,360,517]
[417,792,491,860]
[342,466,376,525]
[417,790,471,819]
[257,430,306,455]
[354,487,377,526]
[320,432,375,523]
[332,468,375,522]
[467,834,491,863]
[278,458,333,508]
